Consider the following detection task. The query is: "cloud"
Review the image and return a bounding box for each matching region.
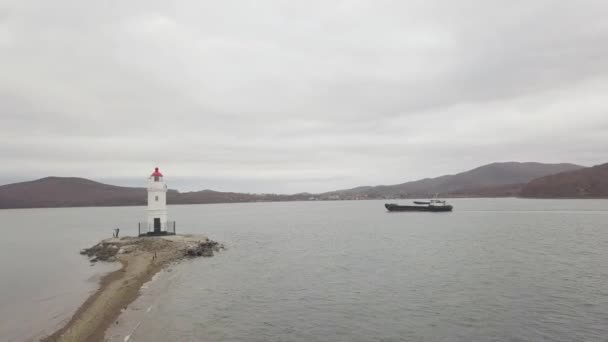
[1,0,608,193]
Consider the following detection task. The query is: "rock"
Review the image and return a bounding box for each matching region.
[84,235,223,262]
[186,245,198,256]
[185,240,219,257]
[117,245,137,254]
[81,242,122,261]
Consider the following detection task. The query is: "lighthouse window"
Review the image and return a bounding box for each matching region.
[155,196,158,201]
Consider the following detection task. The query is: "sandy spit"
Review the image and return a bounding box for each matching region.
[41,235,221,342]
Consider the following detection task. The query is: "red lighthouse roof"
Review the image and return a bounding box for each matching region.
[150,167,163,177]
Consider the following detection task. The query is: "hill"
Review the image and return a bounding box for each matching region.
[0,177,310,209]
[520,163,608,198]
[0,161,594,209]
[447,183,526,198]
[0,177,149,209]
[170,189,310,204]
[322,162,584,199]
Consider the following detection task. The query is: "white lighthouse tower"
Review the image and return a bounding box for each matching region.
[145,167,173,235]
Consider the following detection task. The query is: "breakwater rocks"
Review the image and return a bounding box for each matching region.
[186,239,224,257]
[80,234,224,263]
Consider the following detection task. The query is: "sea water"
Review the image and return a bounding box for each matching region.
[110,199,608,342]
[1,199,607,341]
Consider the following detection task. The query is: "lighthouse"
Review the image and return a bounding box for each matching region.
[142,167,175,235]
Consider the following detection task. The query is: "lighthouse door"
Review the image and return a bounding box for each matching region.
[153,218,161,233]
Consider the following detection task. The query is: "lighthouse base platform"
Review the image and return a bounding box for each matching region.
[137,221,176,237]
[138,231,177,237]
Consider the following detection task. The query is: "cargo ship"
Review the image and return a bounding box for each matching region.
[385,198,453,212]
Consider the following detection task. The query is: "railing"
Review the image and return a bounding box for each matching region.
[138,221,177,236]
[138,222,148,236]
[166,221,176,235]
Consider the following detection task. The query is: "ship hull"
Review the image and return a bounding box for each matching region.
[385,203,453,212]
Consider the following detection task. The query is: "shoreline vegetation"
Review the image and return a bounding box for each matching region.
[42,235,223,342]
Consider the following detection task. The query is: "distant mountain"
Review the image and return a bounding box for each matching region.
[447,183,526,198]
[170,189,311,204]
[520,162,608,198]
[0,177,149,209]
[323,162,584,199]
[0,177,310,209]
[0,161,595,209]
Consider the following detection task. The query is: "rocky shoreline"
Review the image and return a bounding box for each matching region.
[80,235,224,262]
[42,234,223,342]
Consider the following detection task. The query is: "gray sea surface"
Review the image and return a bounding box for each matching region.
[110,199,607,342]
[0,207,129,342]
[1,199,607,342]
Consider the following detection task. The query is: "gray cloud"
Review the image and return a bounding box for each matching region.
[1,0,608,193]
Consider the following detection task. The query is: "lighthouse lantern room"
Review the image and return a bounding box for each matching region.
[139,167,176,236]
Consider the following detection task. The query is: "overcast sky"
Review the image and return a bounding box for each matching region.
[1,1,608,193]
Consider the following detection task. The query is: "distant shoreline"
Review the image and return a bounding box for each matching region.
[3,162,605,208]
[4,196,608,211]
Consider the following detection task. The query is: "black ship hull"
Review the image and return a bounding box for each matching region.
[385,203,453,212]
